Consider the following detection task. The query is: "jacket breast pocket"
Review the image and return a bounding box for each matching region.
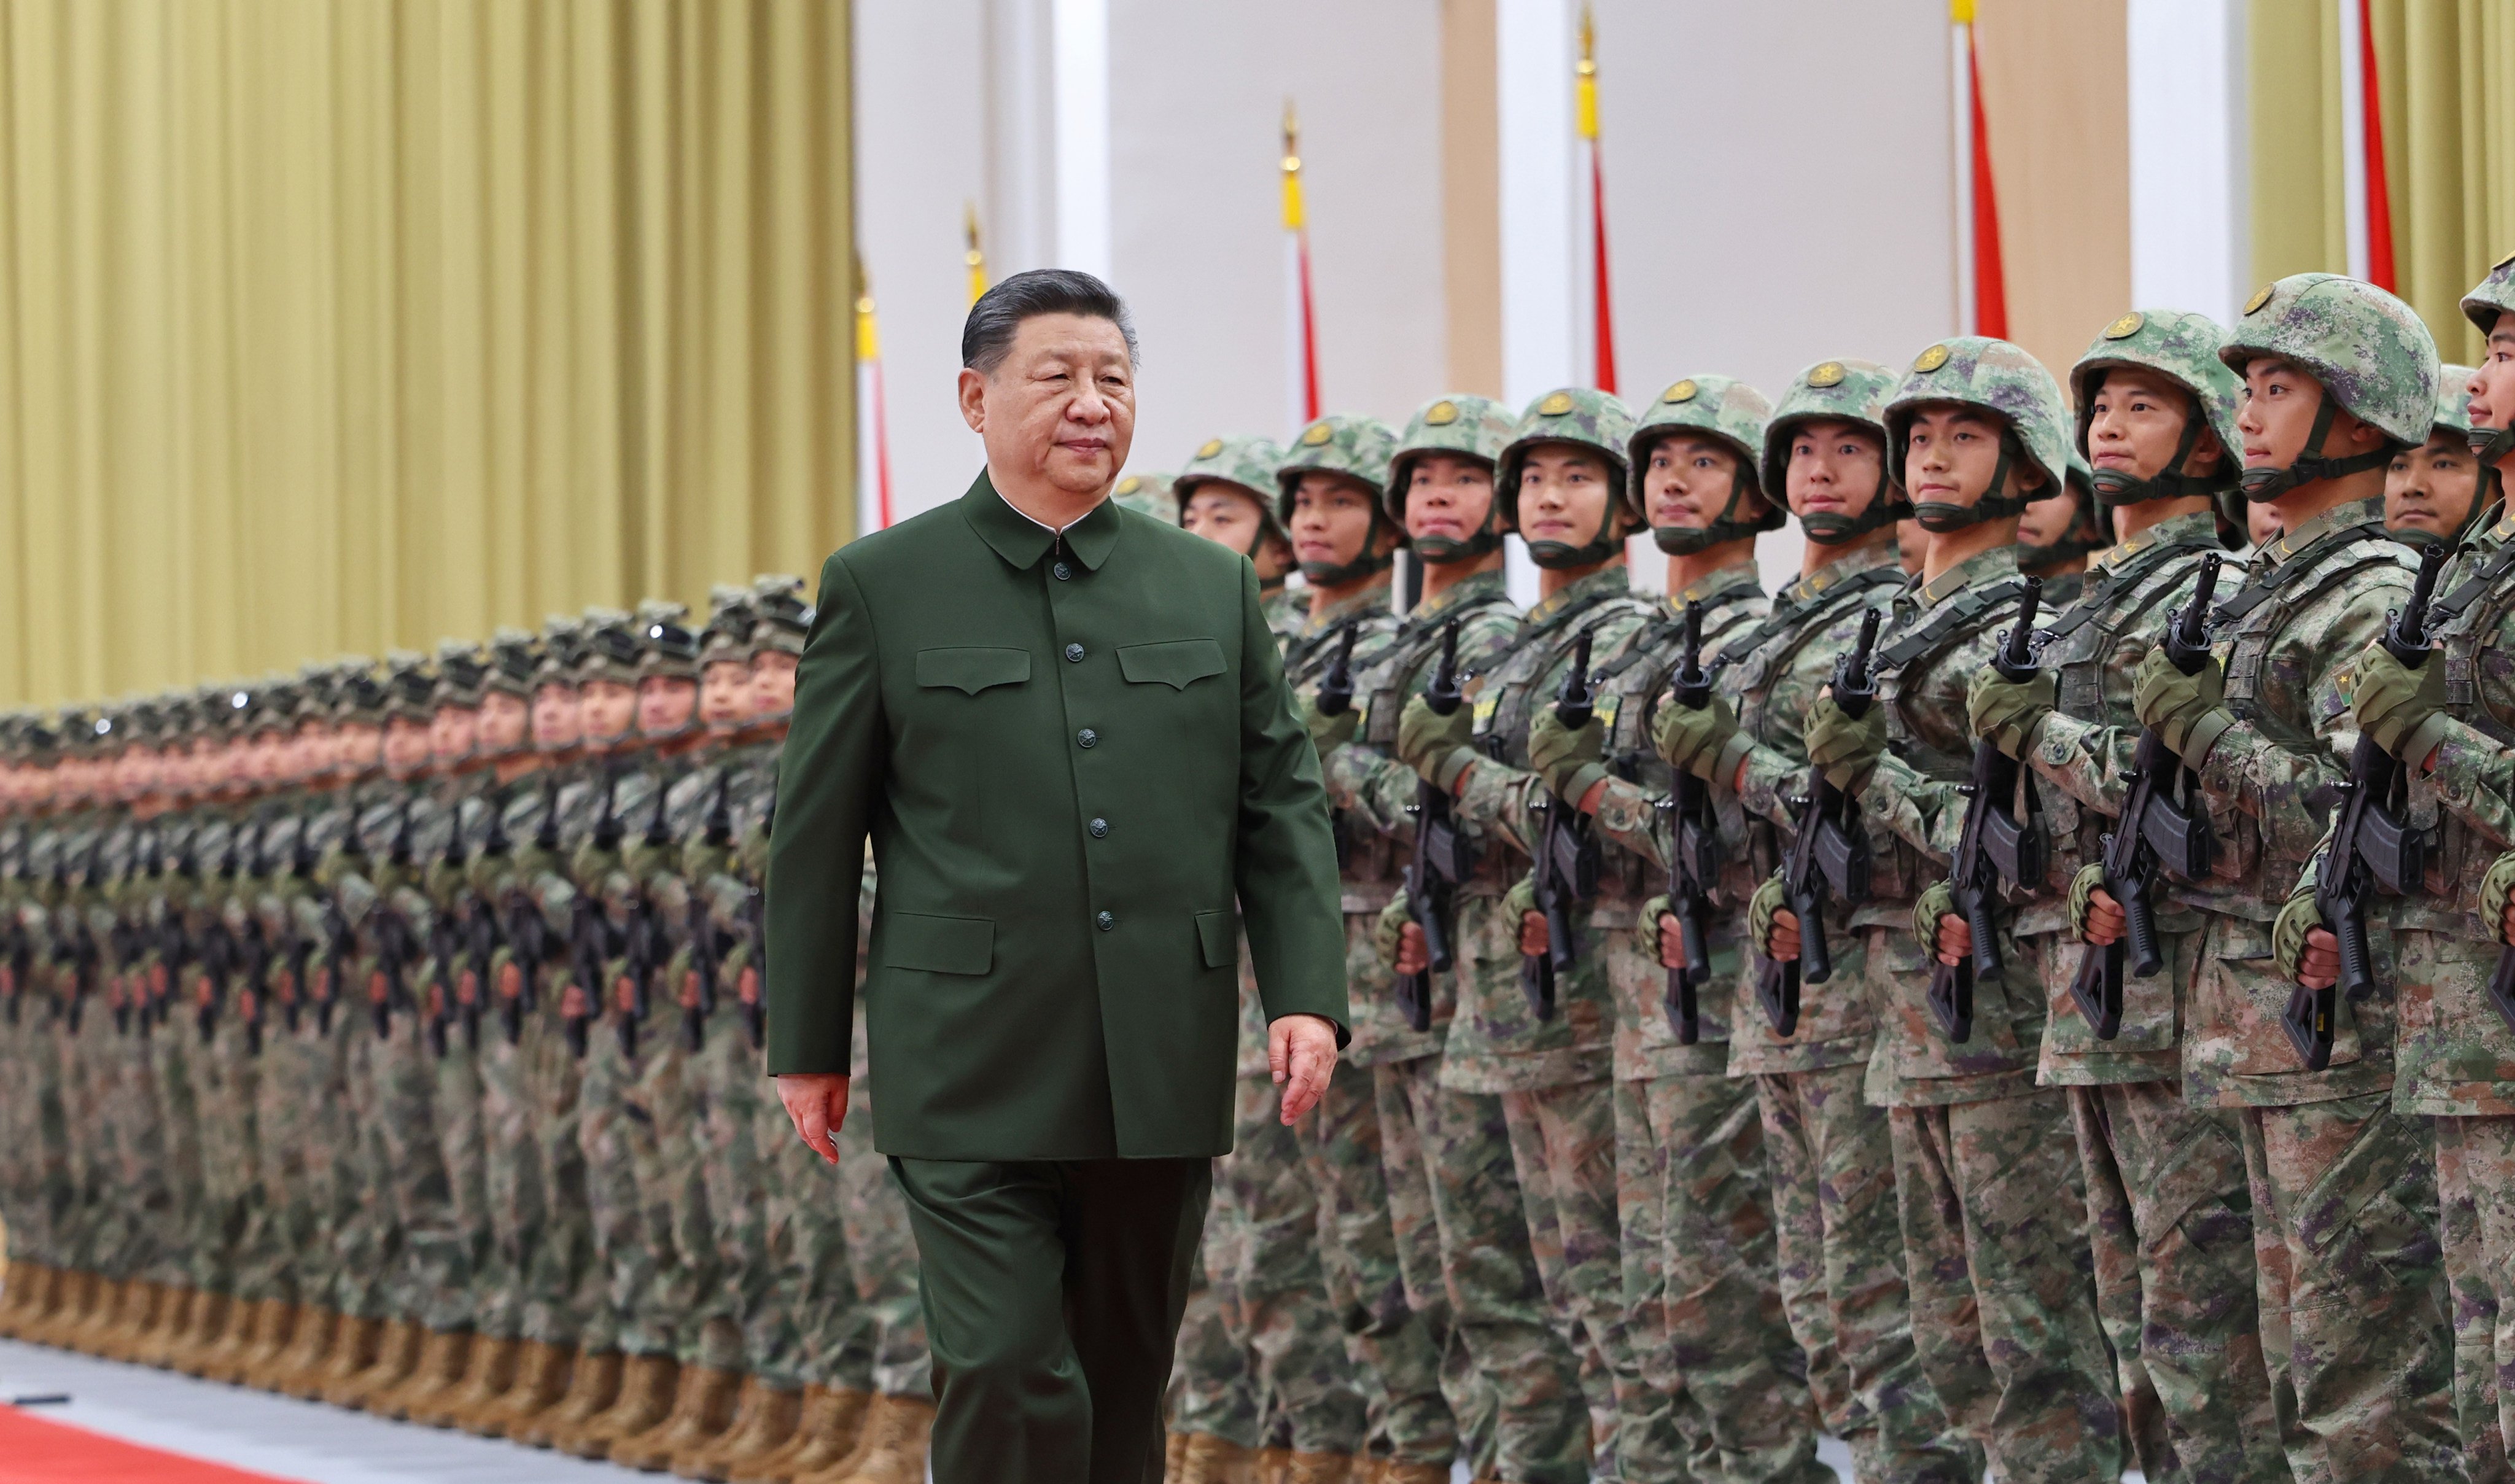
[879,912,993,976]
[915,647,1032,696]
[1119,639,1226,691]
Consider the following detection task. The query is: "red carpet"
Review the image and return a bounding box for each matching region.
[0,1404,310,1483]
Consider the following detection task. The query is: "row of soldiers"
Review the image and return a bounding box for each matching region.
[1131,264,2515,1484]
[0,582,942,1483]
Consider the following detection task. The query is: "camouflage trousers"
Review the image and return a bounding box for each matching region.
[305,1011,380,1318]
[755,1087,875,1393]
[2439,1114,2515,1483]
[1167,1215,1249,1439]
[2237,1094,2461,1483]
[428,1029,494,1326]
[576,1024,706,1358]
[146,1022,204,1284]
[1216,1072,1366,1453]
[1616,1070,1830,1484]
[834,1074,930,1397]
[102,1030,176,1286]
[1889,1092,2123,1484]
[1754,1064,1972,1484]
[468,1014,546,1343]
[1373,1055,1498,1474]
[359,1011,470,1331]
[2069,1080,2288,1484]
[189,1027,258,1300]
[519,1007,597,1348]
[688,1007,777,1373]
[1303,1058,1458,1470]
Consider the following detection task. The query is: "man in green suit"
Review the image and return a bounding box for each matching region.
[766,268,1350,1484]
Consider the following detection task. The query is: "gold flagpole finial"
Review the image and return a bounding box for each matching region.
[963,201,989,305]
[1281,99,1304,231]
[854,255,879,362]
[1576,4,1600,141]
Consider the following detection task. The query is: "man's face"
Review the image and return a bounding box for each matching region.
[1182,485,1268,556]
[701,661,753,729]
[2386,430,2482,540]
[957,313,1137,500]
[1404,454,1496,556]
[1641,433,1760,532]
[637,676,698,736]
[289,723,332,781]
[1904,405,2039,511]
[247,731,287,783]
[2238,356,2384,476]
[1516,444,1619,550]
[581,681,637,744]
[478,691,529,754]
[383,717,432,774]
[2468,322,2515,446]
[429,705,479,766]
[333,722,381,776]
[2086,367,2215,486]
[532,683,583,750]
[1786,419,1886,525]
[2016,485,2082,549]
[2247,500,2284,547]
[1287,473,1382,576]
[750,652,798,717]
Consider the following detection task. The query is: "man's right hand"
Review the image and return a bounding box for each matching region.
[1394,920,1430,977]
[775,1073,850,1165]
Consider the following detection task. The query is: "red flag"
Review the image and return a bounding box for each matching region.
[2357,0,2395,290]
[1283,103,1321,429]
[1579,7,1616,392]
[1966,34,2007,340]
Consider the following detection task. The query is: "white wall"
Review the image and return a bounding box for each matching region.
[2126,0,2245,322]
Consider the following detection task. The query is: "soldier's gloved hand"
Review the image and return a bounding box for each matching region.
[1296,690,1360,757]
[1912,880,1966,966]
[2067,862,2130,947]
[1504,874,1547,959]
[2272,873,2335,988]
[1749,872,1798,963]
[1397,694,1479,791]
[1638,893,1673,958]
[1967,666,2056,760]
[1803,693,1886,791]
[2483,852,2515,947]
[2349,642,2452,764]
[2133,645,2234,769]
[1527,708,1609,807]
[1374,892,1412,970]
[1650,690,1747,784]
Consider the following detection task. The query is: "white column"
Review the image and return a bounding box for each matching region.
[1051,0,1111,279]
[1950,18,1975,335]
[1496,0,1576,606]
[2127,0,2247,320]
[2334,0,2368,281]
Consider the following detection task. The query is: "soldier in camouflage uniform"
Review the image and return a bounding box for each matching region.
[1305,392,1525,1484]
[1113,471,1178,521]
[1178,434,1305,645]
[0,718,60,1338]
[2380,366,2486,552]
[1392,387,1658,1484]
[2132,273,2459,1482]
[1964,309,2290,1481]
[1523,372,1846,1484]
[1793,338,2124,1482]
[2332,260,2515,1479]
[2015,451,2109,607]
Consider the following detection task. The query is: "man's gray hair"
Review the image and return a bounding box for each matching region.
[961,268,1139,374]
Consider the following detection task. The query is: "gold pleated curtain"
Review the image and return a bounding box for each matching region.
[0,0,854,710]
[2250,0,2515,366]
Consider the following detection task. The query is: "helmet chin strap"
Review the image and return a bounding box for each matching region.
[1411,502,1506,565]
[1526,500,1628,570]
[2091,412,2214,507]
[1297,509,1400,588]
[1911,437,2032,532]
[1800,467,1905,546]
[2240,387,2394,503]
[1650,472,1773,556]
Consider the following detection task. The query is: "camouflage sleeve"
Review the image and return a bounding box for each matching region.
[2022,710,2137,819]
[2423,719,2515,850]
[1320,743,1421,844]
[1860,750,1971,866]
[1588,777,1666,868]
[2194,577,2398,863]
[1736,740,1813,829]
[1452,758,1545,858]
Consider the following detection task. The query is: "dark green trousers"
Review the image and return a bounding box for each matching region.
[892,1154,1212,1484]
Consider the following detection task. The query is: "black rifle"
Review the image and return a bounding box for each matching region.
[2072,554,2221,1039]
[1768,607,1883,1035]
[1317,624,1359,869]
[2301,542,2448,1068]
[743,796,775,1051]
[1927,578,2047,1043]
[1654,600,1722,1044]
[1522,630,1601,1020]
[566,893,604,1059]
[1398,620,1470,1035]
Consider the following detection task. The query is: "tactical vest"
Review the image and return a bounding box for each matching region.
[1589,586,1767,898]
[2404,535,2515,904]
[1728,562,1906,881]
[1357,590,1518,898]
[1868,572,2032,904]
[1472,589,1639,770]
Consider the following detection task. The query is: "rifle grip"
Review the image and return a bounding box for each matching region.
[1520,952,1556,1022]
[2123,892,2163,981]
[1966,893,2003,981]
[1665,967,1700,1045]
[1676,903,1712,981]
[2336,914,2376,1003]
[1797,892,1832,985]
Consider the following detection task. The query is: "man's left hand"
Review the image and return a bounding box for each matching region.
[775,1073,849,1165]
[1269,1014,1340,1125]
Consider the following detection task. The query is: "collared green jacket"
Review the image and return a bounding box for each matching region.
[767,472,1350,1160]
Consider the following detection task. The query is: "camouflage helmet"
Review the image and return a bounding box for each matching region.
[380,652,435,723]
[634,599,702,682]
[1498,387,1637,568]
[483,627,539,699]
[1110,472,1178,521]
[1175,436,1288,551]
[1385,395,1516,561]
[333,664,389,727]
[201,682,252,736]
[2462,251,2515,335]
[1760,358,1908,545]
[2431,365,2478,441]
[245,677,298,735]
[536,616,589,686]
[2021,448,2110,573]
[1277,414,1401,583]
[433,639,489,707]
[577,607,639,685]
[2067,309,2244,505]
[293,661,345,724]
[1628,375,1782,553]
[702,585,756,664]
[748,574,810,657]
[2221,273,2439,500]
[1884,337,2074,531]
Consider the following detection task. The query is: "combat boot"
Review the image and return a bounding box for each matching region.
[326,1316,423,1410]
[263,1307,343,1395]
[0,1263,49,1337]
[29,1268,95,1348]
[730,1385,871,1482]
[1176,1433,1260,1484]
[568,1351,679,1459]
[613,1361,741,1470]
[806,1393,931,1484]
[678,1380,801,1482]
[1377,1464,1451,1484]
[63,1278,124,1353]
[168,1289,233,1373]
[130,1284,196,1368]
[195,1294,265,1380]
[1284,1453,1356,1484]
[225,1300,300,1385]
[469,1339,572,1437]
[376,1327,472,1421]
[293,1311,376,1399]
[1253,1447,1295,1484]
[423,1333,518,1428]
[90,1278,157,1361]
[521,1346,622,1450]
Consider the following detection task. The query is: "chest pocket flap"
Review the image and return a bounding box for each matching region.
[915,647,1032,695]
[1118,639,1226,690]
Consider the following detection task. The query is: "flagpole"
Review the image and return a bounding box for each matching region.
[1951,0,2006,339]
[855,263,894,534]
[965,201,992,306]
[1283,100,1321,434]
[1951,1,1975,336]
[1577,5,1615,394]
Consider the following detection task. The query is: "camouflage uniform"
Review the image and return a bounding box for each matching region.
[1176,433,1305,647]
[2156,276,2457,1482]
[1838,340,2124,1483]
[1989,312,2288,1482]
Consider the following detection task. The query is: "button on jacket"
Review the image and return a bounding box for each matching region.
[766,472,1350,1160]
